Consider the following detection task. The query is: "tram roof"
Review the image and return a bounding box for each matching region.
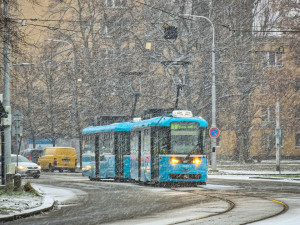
[82,116,208,134]
[131,116,208,129]
[82,121,133,134]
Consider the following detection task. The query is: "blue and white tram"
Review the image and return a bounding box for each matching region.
[81,110,208,185]
[130,110,208,185]
[82,122,133,180]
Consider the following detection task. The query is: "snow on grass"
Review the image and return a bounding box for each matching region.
[0,191,43,216]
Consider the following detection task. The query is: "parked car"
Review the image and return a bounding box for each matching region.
[20,148,44,164]
[38,147,77,172]
[11,154,41,178]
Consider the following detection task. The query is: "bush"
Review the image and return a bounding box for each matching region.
[23,182,40,196]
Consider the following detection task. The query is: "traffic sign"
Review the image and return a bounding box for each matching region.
[209,127,220,138]
[13,110,24,121]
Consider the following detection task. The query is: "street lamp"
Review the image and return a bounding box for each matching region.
[12,62,33,153]
[12,63,33,66]
[181,14,217,170]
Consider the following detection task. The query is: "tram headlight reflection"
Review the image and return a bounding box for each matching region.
[82,165,92,171]
[193,157,201,165]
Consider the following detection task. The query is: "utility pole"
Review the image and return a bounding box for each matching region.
[2,0,12,185]
[181,14,217,170]
[0,94,8,185]
[275,98,282,173]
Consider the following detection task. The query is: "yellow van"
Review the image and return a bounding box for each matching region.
[38,147,77,172]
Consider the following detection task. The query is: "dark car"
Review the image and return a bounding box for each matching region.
[20,149,44,164]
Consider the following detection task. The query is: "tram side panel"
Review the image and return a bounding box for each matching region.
[99,154,115,178]
[124,155,131,179]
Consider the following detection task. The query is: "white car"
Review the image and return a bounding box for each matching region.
[11,154,41,179]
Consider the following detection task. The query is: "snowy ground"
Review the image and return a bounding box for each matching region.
[0,160,299,223]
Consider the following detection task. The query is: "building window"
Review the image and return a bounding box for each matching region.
[296,78,300,92]
[264,51,284,68]
[100,48,114,59]
[100,19,128,36]
[296,106,300,119]
[100,20,113,36]
[296,134,300,148]
[106,0,127,8]
[295,50,300,66]
[261,106,275,122]
[262,133,275,149]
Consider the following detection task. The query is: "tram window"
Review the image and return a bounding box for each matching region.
[143,130,151,153]
[144,129,149,136]
[170,122,202,154]
[109,133,114,153]
[100,132,114,154]
[130,132,139,154]
[153,129,169,154]
[296,134,300,148]
[122,134,129,155]
[200,129,207,154]
[82,135,95,157]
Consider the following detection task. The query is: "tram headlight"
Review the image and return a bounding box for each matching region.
[193,157,201,165]
[170,157,180,164]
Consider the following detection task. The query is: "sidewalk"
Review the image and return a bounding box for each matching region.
[209,160,300,173]
[1,160,300,222]
[208,160,300,182]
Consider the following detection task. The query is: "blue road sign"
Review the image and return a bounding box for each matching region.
[209,127,220,138]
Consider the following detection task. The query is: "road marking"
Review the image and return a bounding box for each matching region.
[268,198,288,207]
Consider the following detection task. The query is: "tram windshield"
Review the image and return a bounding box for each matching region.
[170,122,204,154]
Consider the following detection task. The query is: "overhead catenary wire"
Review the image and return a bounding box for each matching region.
[4,2,296,36]
[9,17,88,23]
[132,0,299,33]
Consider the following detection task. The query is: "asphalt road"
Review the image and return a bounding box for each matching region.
[4,172,300,225]
[4,172,210,225]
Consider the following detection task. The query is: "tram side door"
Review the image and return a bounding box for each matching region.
[138,131,142,181]
[95,135,100,178]
[151,128,159,182]
[115,133,124,179]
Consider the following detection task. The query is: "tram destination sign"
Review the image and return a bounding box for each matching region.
[171,123,198,130]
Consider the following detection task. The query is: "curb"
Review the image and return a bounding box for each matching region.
[249,176,300,181]
[0,191,55,222]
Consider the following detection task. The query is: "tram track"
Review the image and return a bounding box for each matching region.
[240,196,289,225]
[168,188,289,225]
[80,178,290,224]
